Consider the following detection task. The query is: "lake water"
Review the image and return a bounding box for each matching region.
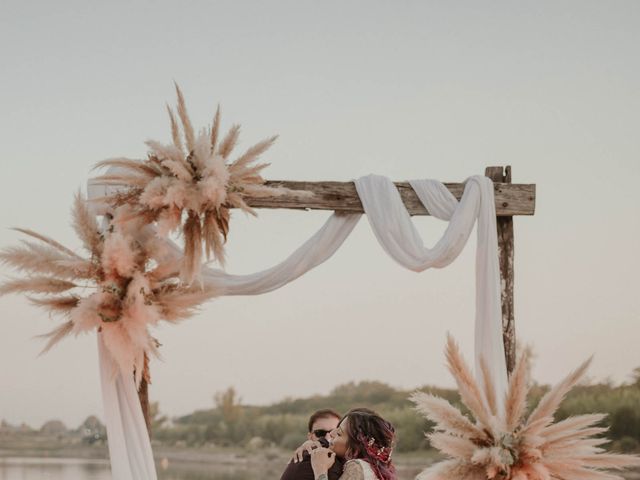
[0,456,422,479]
[2,457,638,480]
[0,457,273,480]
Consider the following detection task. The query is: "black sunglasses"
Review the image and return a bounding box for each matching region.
[312,429,331,438]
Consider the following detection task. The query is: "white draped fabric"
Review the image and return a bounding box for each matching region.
[357,176,507,413]
[98,336,158,480]
[200,213,361,295]
[89,174,507,479]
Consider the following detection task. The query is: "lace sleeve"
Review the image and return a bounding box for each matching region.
[339,460,364,480]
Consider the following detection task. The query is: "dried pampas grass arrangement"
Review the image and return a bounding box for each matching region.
[411,334,640,480]
[0,194,220,385]
[91,83,306,283]
[0,85,314,383]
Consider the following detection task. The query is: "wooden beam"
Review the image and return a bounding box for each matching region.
[244,180,536,216]
[485,166,516,376]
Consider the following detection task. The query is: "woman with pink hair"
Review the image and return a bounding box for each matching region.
[310,408,397,480]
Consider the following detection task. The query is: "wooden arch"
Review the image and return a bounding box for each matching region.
[138,165,536,431]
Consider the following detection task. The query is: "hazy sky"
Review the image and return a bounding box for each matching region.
[1,1,639,428]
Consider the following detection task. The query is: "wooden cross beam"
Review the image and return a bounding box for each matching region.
[244,177,535,216]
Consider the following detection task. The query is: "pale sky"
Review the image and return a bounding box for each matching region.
[1,1,639,428]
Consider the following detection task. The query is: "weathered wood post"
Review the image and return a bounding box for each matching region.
[485,166,516,376]
[138,354,151,434]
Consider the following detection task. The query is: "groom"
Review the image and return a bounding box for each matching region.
[280,409,344,480]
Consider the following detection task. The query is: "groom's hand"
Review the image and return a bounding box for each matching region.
[291,439,320,463]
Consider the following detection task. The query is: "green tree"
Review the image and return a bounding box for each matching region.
[215,387,243,424]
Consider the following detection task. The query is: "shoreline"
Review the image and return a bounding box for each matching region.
[0,445,434,478]
[0,444,435,465]
[1,447,639,479]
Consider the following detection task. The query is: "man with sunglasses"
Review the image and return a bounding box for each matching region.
[280,409,344,480]
[308,409,341,445]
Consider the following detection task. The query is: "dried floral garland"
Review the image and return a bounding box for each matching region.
[0,194,219,384]
[91,84,304,283]
[411,335,640,480]
[0,85,312,382]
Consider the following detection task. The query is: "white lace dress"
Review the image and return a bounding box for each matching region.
[351,459,378,480]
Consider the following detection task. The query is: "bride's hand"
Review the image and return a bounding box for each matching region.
[291,439,321,463]
[310,447,335,477]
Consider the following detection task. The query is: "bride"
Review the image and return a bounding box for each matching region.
[309,408,397,480]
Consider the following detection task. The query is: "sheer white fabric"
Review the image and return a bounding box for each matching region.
[88,173,507,479]
[356,175,507,414]
[200,213,361,295]
[98,334,158,480]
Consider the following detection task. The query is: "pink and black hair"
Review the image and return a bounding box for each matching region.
[340,407,397,480]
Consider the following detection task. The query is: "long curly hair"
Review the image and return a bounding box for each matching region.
[341,408,397,480]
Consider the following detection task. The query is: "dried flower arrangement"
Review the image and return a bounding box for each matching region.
[0,85,313,380]
[91,84,305,283]
[0,194,219,384]
[411,335,640,480]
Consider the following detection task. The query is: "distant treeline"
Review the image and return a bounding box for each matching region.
[152,367,640,453]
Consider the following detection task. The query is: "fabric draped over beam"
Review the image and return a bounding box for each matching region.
[98,337,158,480]
[88,174,507,480]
